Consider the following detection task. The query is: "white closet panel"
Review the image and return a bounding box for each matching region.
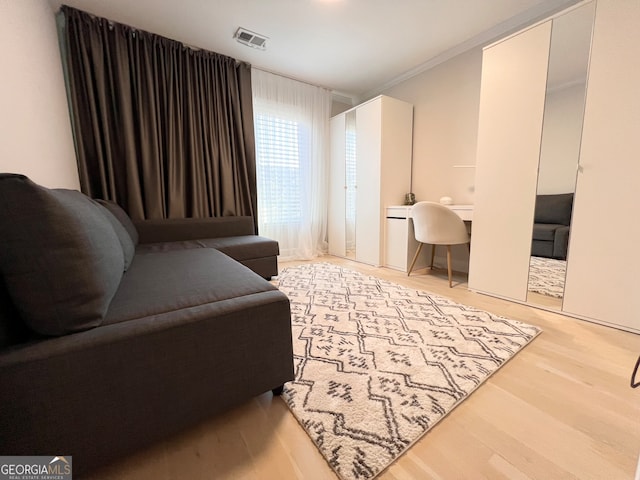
[562,0,640,332]
[468,22,552,301]
[355,99,383,265]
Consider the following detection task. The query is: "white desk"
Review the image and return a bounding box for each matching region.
[384,204,474,272]
[386,204,474,221]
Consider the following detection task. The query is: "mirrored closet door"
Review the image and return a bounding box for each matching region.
[526,2,595,310]
[344,111,357,259]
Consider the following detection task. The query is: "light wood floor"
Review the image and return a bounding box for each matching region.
[88,256,640,480]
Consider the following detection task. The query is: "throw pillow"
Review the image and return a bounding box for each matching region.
[95,199,139,245]
[95,202,135,270]
[0,174,124,336]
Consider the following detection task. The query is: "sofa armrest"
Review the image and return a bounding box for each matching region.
[134,216,255,243]
[553,225,570,260]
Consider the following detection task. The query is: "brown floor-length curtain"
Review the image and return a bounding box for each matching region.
[60,6,257,227]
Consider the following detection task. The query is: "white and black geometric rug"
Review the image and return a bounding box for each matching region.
[274,263,541,480]
[528,256,567,299]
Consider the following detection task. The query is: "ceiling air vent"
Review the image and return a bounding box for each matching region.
[234,27,268,50]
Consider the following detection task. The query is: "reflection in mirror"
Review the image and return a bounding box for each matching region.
[345,110,357,259]
[527,2,595,309]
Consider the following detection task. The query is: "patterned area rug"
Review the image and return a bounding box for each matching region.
[528,256,567,298]
[274,263,541,480]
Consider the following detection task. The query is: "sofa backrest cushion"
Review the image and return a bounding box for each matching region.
[95,199,139,245]
[95,202,135,270]
[534,193,574,226]
[0,174,124,336]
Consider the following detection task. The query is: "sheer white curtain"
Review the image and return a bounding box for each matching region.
[251,69,331,260]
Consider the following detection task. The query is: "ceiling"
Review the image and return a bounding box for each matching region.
[49,0,582,102]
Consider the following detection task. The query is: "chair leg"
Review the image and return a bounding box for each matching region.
[407,242,423,276]
[447,245,453,288]
[430,244,436,269]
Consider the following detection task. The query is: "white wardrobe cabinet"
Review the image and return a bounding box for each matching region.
[469,0,639,334]
[328,95,413,266]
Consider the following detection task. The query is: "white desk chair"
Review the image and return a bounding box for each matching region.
[407,201,470,287]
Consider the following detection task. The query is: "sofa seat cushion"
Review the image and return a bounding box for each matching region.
[531,240,554,258]
[532,223,561,241]
[0,174,124,336]
[135,236,279,262]
[105,248,277,325]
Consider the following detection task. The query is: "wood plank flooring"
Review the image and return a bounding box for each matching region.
[87,256,640,480]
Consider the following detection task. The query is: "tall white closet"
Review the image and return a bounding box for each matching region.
[328,95,413,266]
[469,0,639,334]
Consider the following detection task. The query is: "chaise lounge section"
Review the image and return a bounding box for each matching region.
[0,174,293,475]
[130,214,280,280]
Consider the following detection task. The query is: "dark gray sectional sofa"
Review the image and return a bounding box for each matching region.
[0,174,293,474]
[531,193,574,260]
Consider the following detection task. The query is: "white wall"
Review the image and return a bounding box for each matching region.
[536,82,586,194]
[379,48,483,206]
[0,0,80,189]
[370,48,482,274]
[331,99,352,117]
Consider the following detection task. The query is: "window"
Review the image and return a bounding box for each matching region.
[254,113,308,225]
